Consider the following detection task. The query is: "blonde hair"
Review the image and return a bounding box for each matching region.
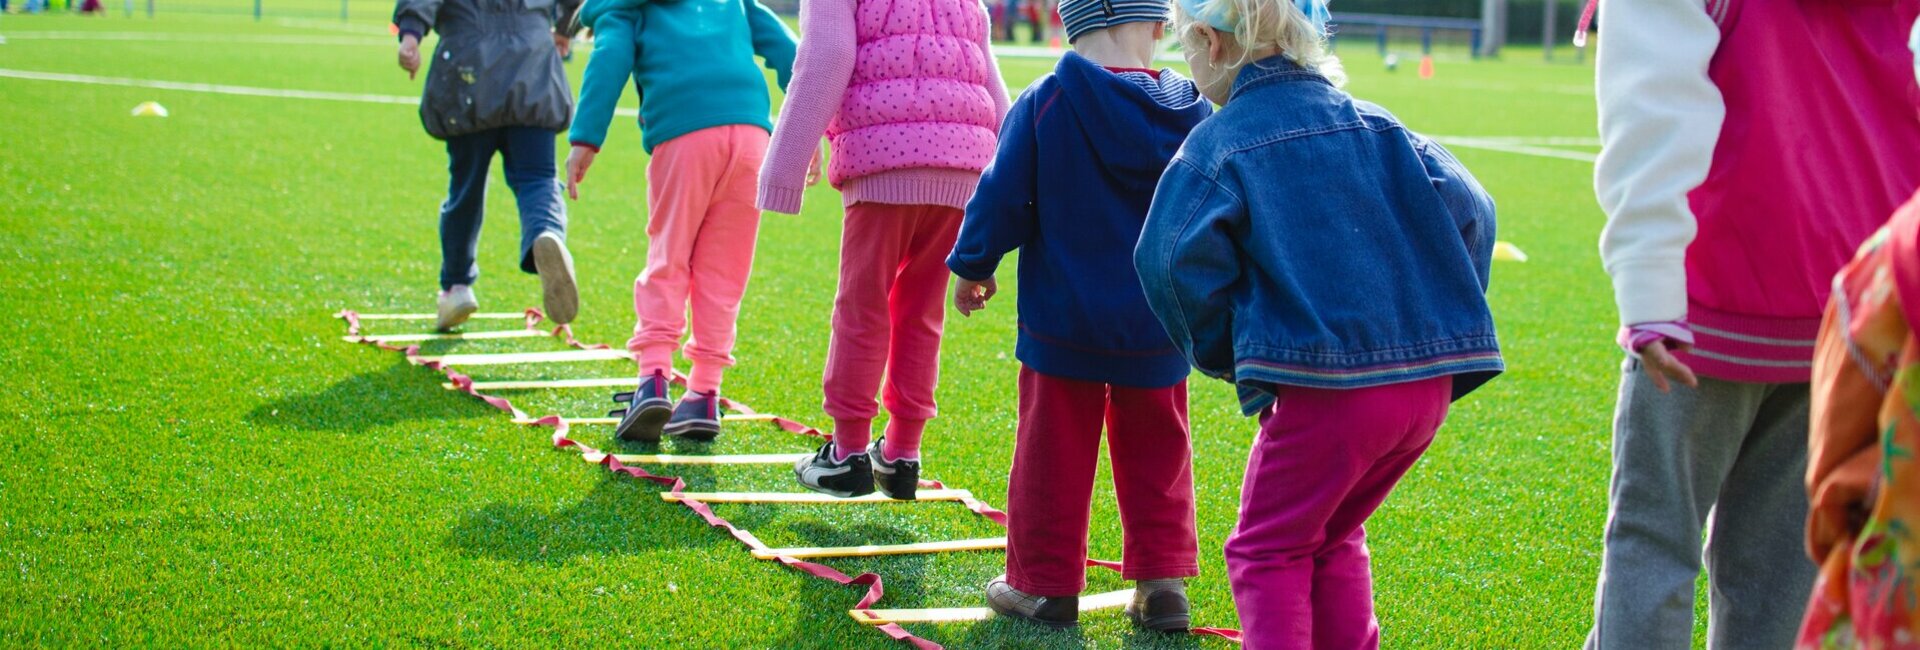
[1173,0,1345,87]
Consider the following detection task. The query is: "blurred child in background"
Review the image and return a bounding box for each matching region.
[1584,0,1920,646]
[1139,0,1501,644]
[946,0,1211,630]
[565,0,797,443]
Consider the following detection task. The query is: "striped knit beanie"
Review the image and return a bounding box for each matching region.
[1060,0,1169,43]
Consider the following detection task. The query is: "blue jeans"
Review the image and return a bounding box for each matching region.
[438,126,566,290]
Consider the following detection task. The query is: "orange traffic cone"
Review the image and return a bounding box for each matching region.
[1418,55,1435,79]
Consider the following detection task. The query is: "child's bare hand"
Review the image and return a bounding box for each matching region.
[1638,339,1699,393]
[552,33,571,57]
[398,34,422,79]
[954,276,997,316]
[806,143,825,187]
[565,145,596,200]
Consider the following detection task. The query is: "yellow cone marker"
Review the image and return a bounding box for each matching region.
[131,101,169,117]
[1493,241,1528,262]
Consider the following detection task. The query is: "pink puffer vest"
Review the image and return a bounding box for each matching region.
[825,0,1000,185]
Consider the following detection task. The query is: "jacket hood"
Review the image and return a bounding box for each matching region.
[1054,50,1212,179]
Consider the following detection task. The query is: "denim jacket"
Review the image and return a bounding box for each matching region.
[1135,56,1502,415]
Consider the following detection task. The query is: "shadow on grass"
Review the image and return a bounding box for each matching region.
[442,466,720,564]
[246,361,492,431]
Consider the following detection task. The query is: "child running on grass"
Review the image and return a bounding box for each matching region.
[1137,0,1501,644]
[759,0,1010,499]
[393,0,582,332]
[944,0,1211,631]
[1582,0,1920,646]
[565,0,797,443]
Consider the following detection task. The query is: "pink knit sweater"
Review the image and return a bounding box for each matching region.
[757,0,1011,214]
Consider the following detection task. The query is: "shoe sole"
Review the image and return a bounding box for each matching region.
[1126,609,1191,632]
[664,421,721,442]
[986,597,1078,630]
[615,403,671,443]
[436,301,478,332]
[532,234,578,325]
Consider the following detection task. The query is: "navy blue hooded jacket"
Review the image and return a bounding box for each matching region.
[947,51,1213,388]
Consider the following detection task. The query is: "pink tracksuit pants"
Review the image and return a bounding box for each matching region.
[626,125,766,393]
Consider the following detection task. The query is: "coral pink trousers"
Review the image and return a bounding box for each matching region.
[626,125,767,393]
[1229,376,1451,649]
[823,203,961,448]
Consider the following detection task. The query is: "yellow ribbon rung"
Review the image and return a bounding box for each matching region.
[349,312,530,320]
[662,490,973,504]
[580,452,809,465]
[848,589,1135,625]
[412,348,632,367]
[751,536,1007,560]
[444,377,639,391]
[511,414,776,426]
[347,329,549,344]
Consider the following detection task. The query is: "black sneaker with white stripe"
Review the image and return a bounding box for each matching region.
[868,437,919,501]
[794,442,874,498]
[610,371,672,443]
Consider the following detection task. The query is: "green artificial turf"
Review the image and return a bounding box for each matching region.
[0,12,1659,648]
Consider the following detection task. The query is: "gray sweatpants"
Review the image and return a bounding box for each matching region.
[1585,359,1815,650]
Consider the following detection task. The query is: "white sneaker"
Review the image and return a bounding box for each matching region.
[437,285,478,332]
[531,232,578,325]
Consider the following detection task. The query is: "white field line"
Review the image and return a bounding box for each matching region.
[0,31,391,45]
[1445,136,1599,147]
[1431,136,1598,163]
[0,67,1597,164]
[0,68,640,117]
[0,29,1121,60]
[267,17,393,34]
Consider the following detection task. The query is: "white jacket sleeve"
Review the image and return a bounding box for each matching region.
[1593,0,1725,326]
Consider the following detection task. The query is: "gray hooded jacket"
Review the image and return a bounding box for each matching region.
[393,0,581,140]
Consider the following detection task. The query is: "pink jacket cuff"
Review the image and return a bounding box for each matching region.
[1618,320,1695,357]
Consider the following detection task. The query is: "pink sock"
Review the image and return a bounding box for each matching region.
[833,418,872,461]
[638,347,675,382]
[688,362,724,395]
[882,419,926,462]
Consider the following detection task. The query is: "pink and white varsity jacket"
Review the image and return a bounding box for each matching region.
[1596,0,1920,382]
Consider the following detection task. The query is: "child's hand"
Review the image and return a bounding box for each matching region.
[1638,339,1699,393]
[552,33,571,57]
[565,145,596,200]
[953,276,997,316]
[805,142,826,187]
[397,34,422,79]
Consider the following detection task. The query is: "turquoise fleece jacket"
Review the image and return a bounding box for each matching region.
[569,0,796,153]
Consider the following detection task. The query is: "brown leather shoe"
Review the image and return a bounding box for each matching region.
[985,575,1078,629]
[1125,579,1191,632]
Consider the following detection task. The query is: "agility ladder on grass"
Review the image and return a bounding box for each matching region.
[335,308,1242,648]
